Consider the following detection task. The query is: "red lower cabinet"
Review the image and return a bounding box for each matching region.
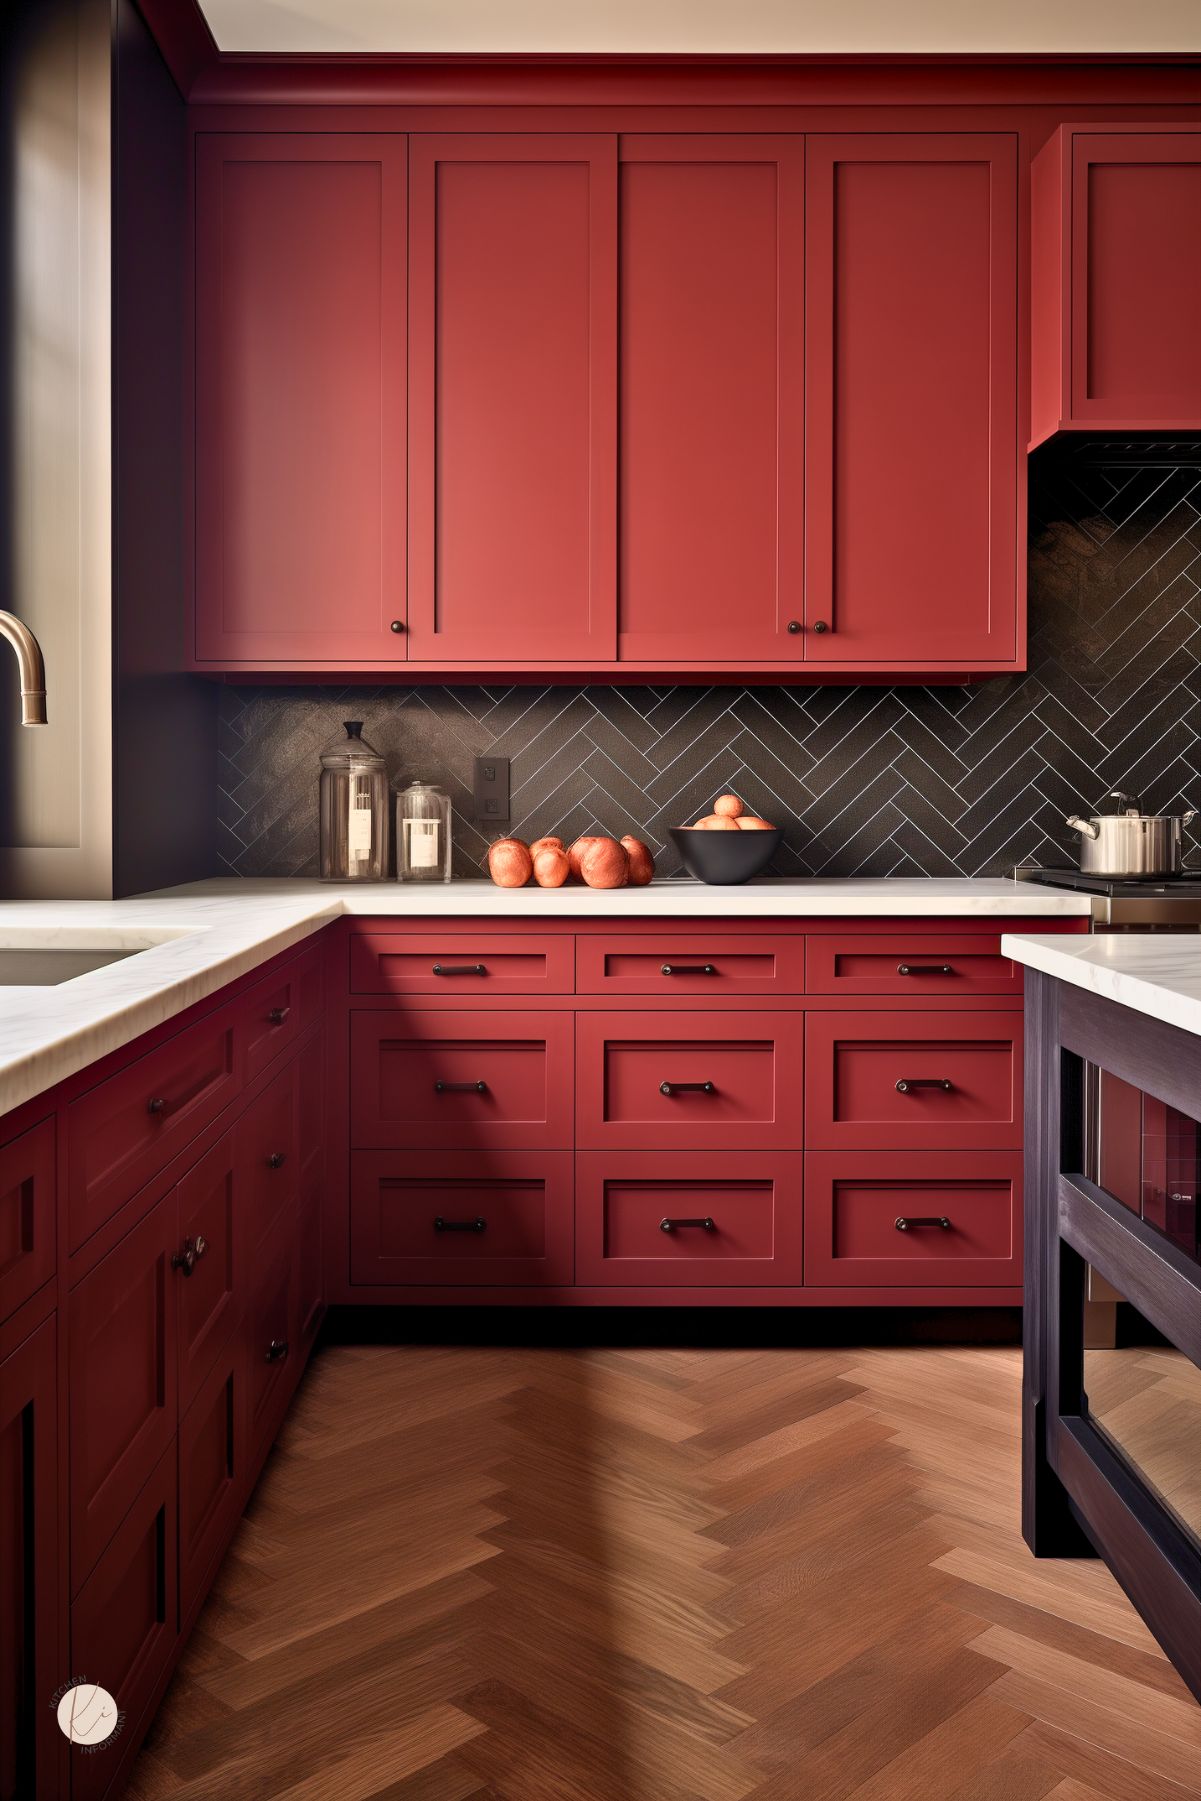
[69,1196,179,1590]
[350,1151,574,1286]
[0,1316,59,1801]
[576,1012,804,1151]
[176,1131,239,1414]
[69,1447,178,1801]
[179,1339,246,1621]
[805,1009,1023,1151]
[576,1153,802,1287]
[804,1151,1023,1289]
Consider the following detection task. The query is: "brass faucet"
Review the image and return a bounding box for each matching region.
[0,611,48,725]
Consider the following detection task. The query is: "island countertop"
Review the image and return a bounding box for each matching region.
[1002,931,1201,1039]
[0,876,1090,1116]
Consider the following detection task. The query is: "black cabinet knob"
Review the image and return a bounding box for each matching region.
[267,1151,287,1169]
[812,619,829,634]
[390,620,405,633]
[787,620,802,634]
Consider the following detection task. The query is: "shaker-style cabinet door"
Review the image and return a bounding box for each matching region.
[804,135,1019,667]
[618,136,805,664]
[407,135,617,664]
[0,1317,59,1801]
[194,134,407,665]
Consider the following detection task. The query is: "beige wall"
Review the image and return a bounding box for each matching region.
[200,0,1201,55]
[0,0,112,897]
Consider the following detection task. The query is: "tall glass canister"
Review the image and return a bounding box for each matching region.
[397,779,452,882]
[319,721,389,881]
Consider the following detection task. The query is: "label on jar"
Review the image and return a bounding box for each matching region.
[407,819,440,869]
[348,804,373,854]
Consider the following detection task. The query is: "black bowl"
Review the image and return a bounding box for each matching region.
[668,826,782,885]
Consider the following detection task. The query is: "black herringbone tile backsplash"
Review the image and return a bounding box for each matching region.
[217,444,1201,880]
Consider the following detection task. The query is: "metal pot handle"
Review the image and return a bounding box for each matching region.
[1065,815,1100,840]
[1182,809,1197,829]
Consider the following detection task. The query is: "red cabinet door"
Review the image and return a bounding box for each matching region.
[0,1115,55,1328]
[179,1335,246,1622]
[69,1194,179,1590]
[805,135,1018,667]
[176,1131,239,1415]
[245,1240,300,1460]
[194,134,407,665]
[618,136,804,663]
[1070,132,1201,428]
[408,135,616,664]
[0,1318,58,1801]
[70,1446,178,1801]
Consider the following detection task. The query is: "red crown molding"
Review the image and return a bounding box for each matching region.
[130,7,1200,105]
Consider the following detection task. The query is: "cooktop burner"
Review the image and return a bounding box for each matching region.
[1023,868,1201,898]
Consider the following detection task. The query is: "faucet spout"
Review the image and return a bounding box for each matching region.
[0,611,48,725]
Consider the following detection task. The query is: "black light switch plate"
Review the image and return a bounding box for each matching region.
[473,754,511,823]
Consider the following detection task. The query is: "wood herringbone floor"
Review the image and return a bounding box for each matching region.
[128,1331,1201,1801]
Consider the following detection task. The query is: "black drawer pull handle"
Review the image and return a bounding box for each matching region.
[895,1078,953,1094]
[660,1216,715,1233]
[434,1080,488,1094]
[660,964,717,976]
[659,1080,716,1096]
[171,1233,207,1276]
[267,1005,291,1026]
[894,1216,951,1232]
[432,964,486,977]
[265,1337,290,1362]
[434,1216,487,1233]
[897,964,953,976]
[267,1151,287,1169]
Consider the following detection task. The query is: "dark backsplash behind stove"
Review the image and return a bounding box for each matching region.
[217,443,1200,882]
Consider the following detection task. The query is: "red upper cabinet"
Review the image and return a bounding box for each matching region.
[618,136,805,664]
[1030,126,1201,445]
[193,134,407,666]
[804,134,1019,668]
[407,135,617,665]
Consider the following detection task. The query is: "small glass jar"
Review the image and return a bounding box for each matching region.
[397,779,452,883]
[318,721,389,882]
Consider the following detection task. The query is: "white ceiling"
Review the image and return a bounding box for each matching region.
[197,0,1201,56]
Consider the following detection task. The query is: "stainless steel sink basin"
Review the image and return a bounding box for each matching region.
[0,946,141,985]
[0,928,188,986]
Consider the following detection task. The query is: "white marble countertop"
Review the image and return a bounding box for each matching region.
[1002,933,1201,1039]
[0,876,1089,1119]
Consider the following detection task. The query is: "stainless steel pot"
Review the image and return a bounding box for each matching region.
[1065,790,1198,877]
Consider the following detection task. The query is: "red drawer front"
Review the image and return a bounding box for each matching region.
[69,1193,178,1593]
[240,944,323,1085]
[0,1114,55,1325]
[179,1338,245,1621]
[70,1444,178,1801]
[351,1011,574,1150]
[350,931,574,996]
[350,1150,573,1286]
[236,1061,300,1258]
[805,1009,1022,1150]
[576,934,805,997]
[576,1012,804,1150]
[804,933,1032,996]
[68,1014,239,1252]
[576,1153,802,1287]
[176,1131,239,1414]
[804,1151,1022,1287]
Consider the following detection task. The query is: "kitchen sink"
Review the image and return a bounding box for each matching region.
[0,928,188,986]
